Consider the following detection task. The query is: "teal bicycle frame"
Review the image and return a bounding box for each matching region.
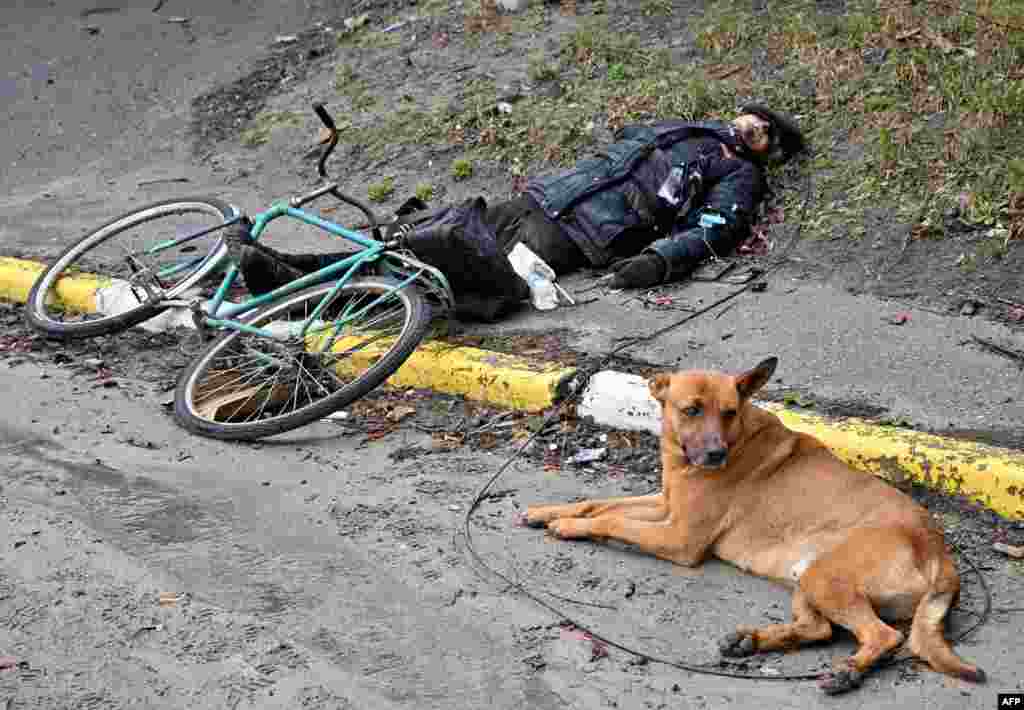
[151,190,452,350]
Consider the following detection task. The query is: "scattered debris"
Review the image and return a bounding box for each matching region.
[560,626,609,661]
[80,7,121,18]
[970,336,1024,366]
[388,444,425,462]
[889,312,911,325]
[130,624,164,639]
[165,16,189,24]
[386,405,417,423]
[993,542,1024,559]
[566,447,607,466]
[158,592,178,608]
[137,177,191,187]
[274,35,298,44]
[0,656,16,671]
[343,14,369,32]
[521,653,547,672]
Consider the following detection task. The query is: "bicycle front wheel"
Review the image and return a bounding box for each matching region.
[174,277,432,441]
[25,197,236,339]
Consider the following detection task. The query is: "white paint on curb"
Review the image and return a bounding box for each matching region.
[578,370,662,434]
[577,370,775,435]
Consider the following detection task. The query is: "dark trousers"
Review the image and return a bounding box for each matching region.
[238,194,590,297]
[483,195,589,276]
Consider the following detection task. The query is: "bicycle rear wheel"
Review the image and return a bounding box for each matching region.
[174,277,431,441]
[25,197,236,339]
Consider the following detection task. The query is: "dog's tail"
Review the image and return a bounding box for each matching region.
[906,553,985,683]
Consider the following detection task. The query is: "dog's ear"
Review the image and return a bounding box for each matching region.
[736,357,778,400]
[649,372,672,402]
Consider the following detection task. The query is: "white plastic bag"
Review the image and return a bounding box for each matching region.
[507,242,559,311]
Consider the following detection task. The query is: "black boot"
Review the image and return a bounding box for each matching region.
[224,220,306,295]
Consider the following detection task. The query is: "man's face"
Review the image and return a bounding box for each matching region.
[732,113,774,155]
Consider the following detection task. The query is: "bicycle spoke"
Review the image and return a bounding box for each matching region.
[179,277,429,438]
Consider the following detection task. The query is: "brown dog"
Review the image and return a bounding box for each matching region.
[526,358,984,694]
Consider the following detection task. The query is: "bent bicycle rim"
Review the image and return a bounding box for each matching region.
[174,277,431,441]
[25,197,235,338]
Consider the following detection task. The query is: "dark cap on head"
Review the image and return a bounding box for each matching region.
[739,103,806,163]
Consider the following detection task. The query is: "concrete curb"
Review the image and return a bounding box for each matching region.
[5,257,1024,519]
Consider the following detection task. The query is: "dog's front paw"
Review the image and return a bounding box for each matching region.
[547,518,591,539]
[525,505,565,528]
[818,667,865,695]
[718,631,757,658]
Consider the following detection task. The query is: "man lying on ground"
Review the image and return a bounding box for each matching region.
[228,103,805,320]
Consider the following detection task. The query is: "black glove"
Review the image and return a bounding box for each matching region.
[607,253,667,289]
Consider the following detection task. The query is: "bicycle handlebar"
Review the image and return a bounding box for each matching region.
[310,102,381,239]
[312,103,339,180]
[313,102,337,131]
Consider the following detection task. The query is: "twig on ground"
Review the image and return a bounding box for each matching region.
[969,335,1024,366]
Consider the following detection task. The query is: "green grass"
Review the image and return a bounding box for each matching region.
[452,159,473,181]
[415,183,435,202]
[368,176,395,202]
[324,0,1024,242]
[240,111,302,147]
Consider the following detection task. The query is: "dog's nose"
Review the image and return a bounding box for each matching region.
[705,449,728,467]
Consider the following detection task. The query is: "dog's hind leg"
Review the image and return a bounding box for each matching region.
[799,553,907,695]
[719,589,833,658]
[906,554,985,683]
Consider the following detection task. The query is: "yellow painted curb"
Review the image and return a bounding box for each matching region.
[0,257,104,313]
[383,341,576,412]
[312,332,575,412]
[2,256,576,412]
[761,402,1024,519]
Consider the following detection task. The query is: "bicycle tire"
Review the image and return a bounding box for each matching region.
[173,277,432,441]
[25,196,236,339]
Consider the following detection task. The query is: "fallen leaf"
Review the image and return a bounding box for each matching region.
[386,405,416,423]
[889,312,911,325]
[993,541,1024,558]
[1008,307,1024,322]
[364,426,395,441]
[924,29,956,54]
[606,431,638,449]
[158,592,178,608]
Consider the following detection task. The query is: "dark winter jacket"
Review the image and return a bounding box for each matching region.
[525,120,766,279]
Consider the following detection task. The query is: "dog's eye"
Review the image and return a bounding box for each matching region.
[722,409,737,419]
[684,405,701,417]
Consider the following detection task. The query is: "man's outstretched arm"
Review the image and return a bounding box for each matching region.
[608,163,761,289]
